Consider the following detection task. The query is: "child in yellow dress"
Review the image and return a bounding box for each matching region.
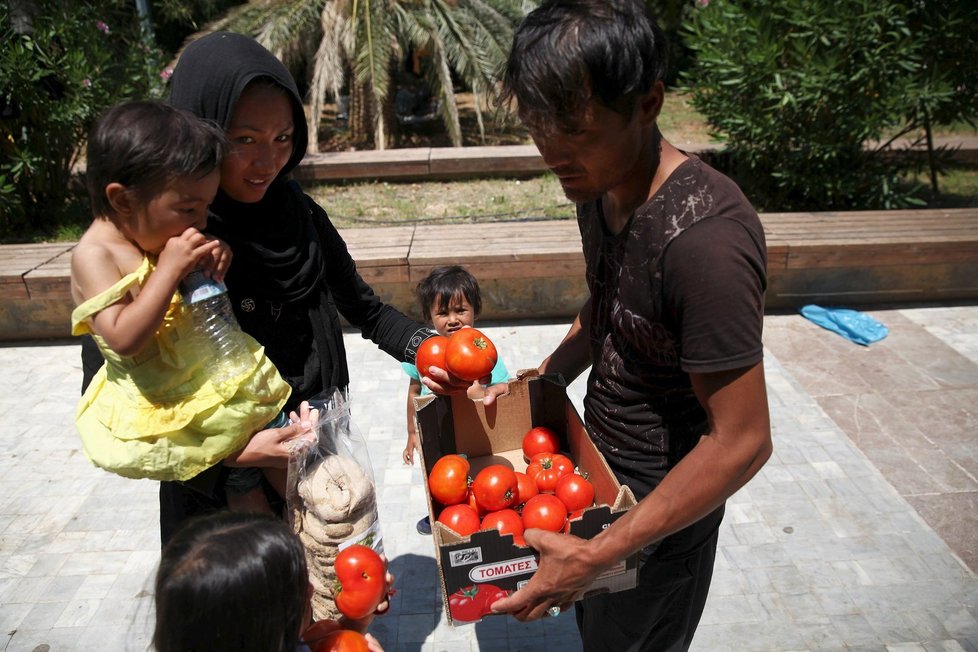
[71,100,292,513]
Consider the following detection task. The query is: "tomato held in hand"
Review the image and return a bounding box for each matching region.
[333,545,386,620]
[445,327,498,382]
[437,503,481,536]
[311,629,371,652]
[521,494,568,532]
[428,454,470,506]
[480,508,525,546]
[521,426,560,461]
[415,334,448,377]
[555,473,595,512]
[471,464,518,512]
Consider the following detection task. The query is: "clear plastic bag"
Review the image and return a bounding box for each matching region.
[287,389,384,621]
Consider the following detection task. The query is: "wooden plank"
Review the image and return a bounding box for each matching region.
[0,244,74,300]
[25,248,74,300]
[428,145,545,176]
[338,226,413,283]
[787,241,978,269]
[293,148,431,181]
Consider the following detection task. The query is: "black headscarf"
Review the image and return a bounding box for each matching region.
[169,31,307,175]
[168,31,349,401]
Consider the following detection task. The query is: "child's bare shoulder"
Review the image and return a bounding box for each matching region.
[71,223,142,303]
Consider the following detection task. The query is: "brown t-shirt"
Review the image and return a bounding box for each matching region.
[578,156,767,500]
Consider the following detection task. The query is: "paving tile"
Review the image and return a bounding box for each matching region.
[905,492,978,572]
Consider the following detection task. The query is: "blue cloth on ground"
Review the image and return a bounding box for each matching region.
[799,304,889,346]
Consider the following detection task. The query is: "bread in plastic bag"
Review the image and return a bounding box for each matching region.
[286,389,384,621]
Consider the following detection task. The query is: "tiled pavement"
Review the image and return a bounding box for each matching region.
[1,305,976,651]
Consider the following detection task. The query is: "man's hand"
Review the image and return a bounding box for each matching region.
[489,528,600,621]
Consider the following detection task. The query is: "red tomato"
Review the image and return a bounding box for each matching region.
[428,454,470,506]
[466,489,484,517]
[522,426,560,461]
[555,473,595,512]
[310,629,370,652]
[437,503,481,536]
[333,545,386,620]
[415,334,449,377]
[526,453,574,493]
[303,620,339,651]
[480,508,525,544]
[445,327,498,381]
[449,585,488,622]
[471,464,518,512]
[513,471,538,507]
[564,508,585,533]
[530,452,575,475]
[521,494,568,532]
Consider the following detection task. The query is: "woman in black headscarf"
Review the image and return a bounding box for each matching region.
[82,32,441,544]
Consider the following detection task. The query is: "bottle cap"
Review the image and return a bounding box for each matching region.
[179,269,227,304]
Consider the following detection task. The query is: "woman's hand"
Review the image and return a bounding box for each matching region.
[421,365,486,396]
[224,402,318,469]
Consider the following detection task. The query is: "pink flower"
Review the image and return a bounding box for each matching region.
[82,79,92,88]
[96,20,110,34]
[159,68,174,81]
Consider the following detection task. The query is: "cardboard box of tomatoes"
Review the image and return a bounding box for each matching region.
[414,370,639,626]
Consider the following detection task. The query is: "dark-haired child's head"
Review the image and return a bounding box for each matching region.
[153,511,308,652]
[416,266,482,337]
[85,100,227,218]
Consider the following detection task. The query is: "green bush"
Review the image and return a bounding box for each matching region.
[1,2,166,242]
[680,0,974,211]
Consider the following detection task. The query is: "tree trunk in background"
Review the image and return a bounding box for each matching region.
[349,79,372,147]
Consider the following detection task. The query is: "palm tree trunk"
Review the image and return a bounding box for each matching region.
[349,79,372,146]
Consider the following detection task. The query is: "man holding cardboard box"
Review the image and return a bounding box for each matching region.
[486,1,774,649]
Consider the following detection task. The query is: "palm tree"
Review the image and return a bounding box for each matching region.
[190,0,530,151]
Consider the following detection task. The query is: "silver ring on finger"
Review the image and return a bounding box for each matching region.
[547,605,561,617]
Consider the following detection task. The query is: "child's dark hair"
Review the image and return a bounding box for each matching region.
[416,265,482,320]
[153,511,307,652]
[86,99,227,217]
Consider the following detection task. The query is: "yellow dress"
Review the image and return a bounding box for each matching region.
[72,257,291,481]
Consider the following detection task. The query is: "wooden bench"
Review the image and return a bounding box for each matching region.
[2,208,976,340]
[291,137,978,182]
[293,145,552,182]
[763,208,978,307]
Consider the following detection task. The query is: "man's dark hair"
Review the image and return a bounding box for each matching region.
[499,0,668,134]
[153,512,308,652]
[86,100,226,216]
[416,265,483,320]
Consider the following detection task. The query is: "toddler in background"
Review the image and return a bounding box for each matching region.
[71,100,292,513]
[401,266,510,534]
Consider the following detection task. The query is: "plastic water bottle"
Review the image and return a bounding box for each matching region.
[179,269,252,387]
